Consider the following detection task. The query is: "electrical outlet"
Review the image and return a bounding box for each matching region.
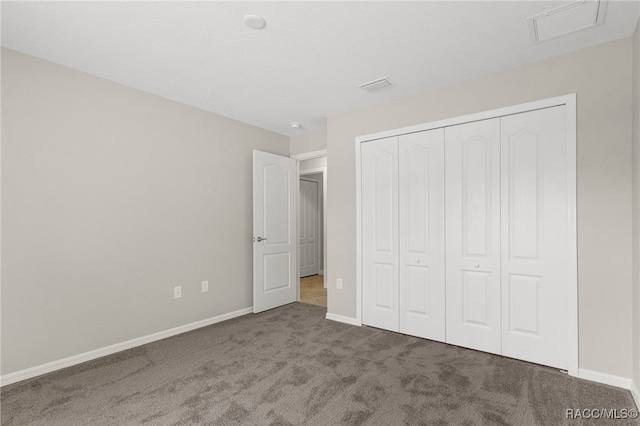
[202,280,209,293]
[336,278,343,290]
[174,286,182,299]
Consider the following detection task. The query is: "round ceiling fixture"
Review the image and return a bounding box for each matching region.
[244,14,266,30]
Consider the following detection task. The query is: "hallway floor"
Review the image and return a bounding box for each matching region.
[300,274,326,307]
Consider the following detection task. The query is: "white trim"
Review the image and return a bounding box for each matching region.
[355,133,363,325]
[631,381,640,410]
[291,149,327,161]
[326,313,362,326]
[576,369,634,390]
[565,94,579,374]
[355,94,578,372]
[0,307,253,387]
[356,95,572,144]
[295,159,302,299]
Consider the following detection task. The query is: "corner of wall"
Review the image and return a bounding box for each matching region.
[632,17,640,407]
[289,127,328,157]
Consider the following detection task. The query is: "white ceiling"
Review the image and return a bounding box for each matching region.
[2,1,639,136]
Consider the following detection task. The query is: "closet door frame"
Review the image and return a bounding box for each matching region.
[355,94,577,376]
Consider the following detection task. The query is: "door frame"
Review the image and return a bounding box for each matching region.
[292,150,328,292]
[355,94,577,375]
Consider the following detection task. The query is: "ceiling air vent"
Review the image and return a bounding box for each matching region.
[357,77,395,93]
[528,0,608,44]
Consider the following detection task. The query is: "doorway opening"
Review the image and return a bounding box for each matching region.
[294,152,327,308]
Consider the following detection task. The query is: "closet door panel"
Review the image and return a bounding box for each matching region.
[361,137,399,331]
[445,118,501,354]
[399,129,445,341]
[501,106,568,369]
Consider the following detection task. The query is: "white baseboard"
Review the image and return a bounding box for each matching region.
[577,368,633,390]
[325,312,361,326]
[632,381,640,410]
[0,307,253,387]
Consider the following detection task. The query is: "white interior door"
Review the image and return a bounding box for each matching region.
[445,118,502,355]
[253,150,297,313]
[500,106,569,369]
[299,179,320,277]
[361,137,399,331]
[398,130,445,341]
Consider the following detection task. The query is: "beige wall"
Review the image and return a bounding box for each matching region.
[327,38,634,378]
[1,48,289,375]
[290,128,327,156]
[632,19,640,396]
[299,156,327,171]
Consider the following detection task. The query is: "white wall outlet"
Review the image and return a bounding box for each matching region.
[174,286,182,299]
[202,280,209,293]
[336,278,343,290]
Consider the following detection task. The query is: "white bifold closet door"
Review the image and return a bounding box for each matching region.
[361,130,445,341]
[445,106,569,369]
[398,130,445,341]
[361,103,571,369]
[361,136,399,332]
[500,106,568,369]
[445,118,502,355]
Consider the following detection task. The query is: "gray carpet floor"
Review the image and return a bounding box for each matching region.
[1,302,638,425]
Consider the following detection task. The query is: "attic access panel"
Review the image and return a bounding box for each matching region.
[528,0,607,44]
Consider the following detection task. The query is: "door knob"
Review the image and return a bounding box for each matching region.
[256,236,267,242]
[415,259,421,263]
[474,263,480,268]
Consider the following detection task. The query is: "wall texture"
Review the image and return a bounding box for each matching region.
[632,19,640,399]
[290,128,327,156]
[1,49,289,375]
[326,38,634,379]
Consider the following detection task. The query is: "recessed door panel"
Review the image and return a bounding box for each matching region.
[374,263,395,310]
[399,130,445,341]
[407,148,429,254]
[362,137,399,331]
[462,271,490,327]
[508,274,541,335]
[406,265,429,315]
[509,131,540,260]
[463,137,491,257]
[446,118,501,355]
[374,152,395,253]
[501,106,569,369]
[264,164,291,245]
[264,253,291,292]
